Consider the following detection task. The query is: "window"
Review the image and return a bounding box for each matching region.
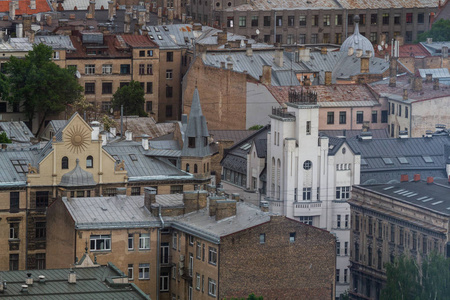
[344,269,348,283]
[289,232,296,243]
[85,64,95,74]
[189,235,194,246]
[390,224,395,243]
[86,156,93,168]
[138,64,145,75]
[336,269,340,282]
[335,33,342,44]
[9,254,18,271]
[102,101,111,112]
[36,191,49,208]
[259,233,265,244]
[382,13,389,25]
[412,231,417,250]
[208,278,217,297]
[251,16,258,26]
[131,187,141,196]
[299,216,313,225]
[102,82,112,94]
[398,105,402,117]
[372,111,378,123]
[166,87,173,98]
[35,222,46,239]
[287,34,294,44]
[139,50,145,57]
[337,241,341,255]
[166,69,173,79]
[371,13,377,25]
[381,110,388,123]
[335,14,342,25]
[90,235,111,251]
[139,233,150,249]
[208,247,217,265]
[323,33,330,43]
[337,215,341,228]
[263,16,271,26]
[196,242,201,259]
[327,112,334,124]
[405,107,409,118]
[196,273,201,290]
[302,188,311,200]
[299,15,306,26]
[345,215,349,228]
[399,227,404,245]
[336,186,350,200]
[227,17,234,27]
[9,222,19,239]
[172,233,178,249]
[344,242,348,255]
[299,34,306,44]
[120,82,129,89]
[323,14,330,26]
[161,242,169,264]
[394,13,400,24]
[62,156,69,169]
[368,246,373,266]
[139,263,150,279]
[423,236,428,254]
[101,64,112,74]
[161,272,169,291]
[288,15,294,26]
[370,32,377,43]
[36,253,45,270]
[356,111,363,124]
[311,15,318,26]
[264,35,270,43]
[10,192,19,212]
[120,64,130,74]
[338,111,347,124]
[311,34,318,44]
[303,160,312,170]
[239,16,246,27]
[147,64,153,75]
[170,185,183,194]
[167,52,174,62]
[85,82,95,94]
[355,242,359,261]
[128,233,134,250]
[128,264,134,280]
[406,12,413,23]
[146,82,153,94]
[418,13,424,24]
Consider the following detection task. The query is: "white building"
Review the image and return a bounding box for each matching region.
[265,89,361,297]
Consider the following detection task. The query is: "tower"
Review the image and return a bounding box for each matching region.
[181,88,211,182]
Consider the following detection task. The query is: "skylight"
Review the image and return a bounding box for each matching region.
[398,157,408,164]
[11,159,28,173]
[129,154,138,161]
[422,156,433,163]
[157,35,163,40]
[112,155,120,161]
[154,27,160,32]
[240,143,251,151]
[382,157,394,165]
[149,35,155,40]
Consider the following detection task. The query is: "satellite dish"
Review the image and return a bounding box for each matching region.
[256,29,260,35]
[75,70,81,78]
[377,45,383,51]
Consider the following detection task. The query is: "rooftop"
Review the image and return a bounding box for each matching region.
[0,0,52,16]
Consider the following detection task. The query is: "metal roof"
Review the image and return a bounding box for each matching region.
[34,35,76,51]
[418,68,450,78]
[0,264,149,299]
[59,159,97,187]
[0,121,34,142]
[9,37,33,51]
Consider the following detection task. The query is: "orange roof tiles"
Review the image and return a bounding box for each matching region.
[0,0,52,15]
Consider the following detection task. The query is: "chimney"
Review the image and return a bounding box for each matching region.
[220,61,226,69]
[124,12,132,33]
[116,187,127,196]
[442,46,448,58]
[359,131,373,140]
[88,0,96,19]
[303,76,311,86]
[425,73,433,83]
[227,63,233,70]
[389,58,397,87]
[425,130,433,137]
[215,200,237,221]
[231,193,240,201]
[274,49,283,67]
[403,89,408,100]
[68,269,76,284]
[427,176,434,184]
[157,7,162,18]
[209,196,226,217]
[144,187,157,209]
[21,285,28,293]
[38,275,46,284]
[145,3,151,22]
[321,47,327,55]
[25,273,33,286]
[299,47,310,62]
[360,56,369,73]
[400,174,409,182]
[30,0,36,9]
[246,43,253,57]
[132,8,137,19]
[426,37,433,44]
[325,71,332,85]
[168,8,174,23]
[260,65,272,85]
[108,1,114,20]
[413,76,423,92]
[23,15,32,32]
[183,190,207,214]
[91,121,100,140]
[413,174,421,182]
[125,130,133,141]
[192,23,202,31]
[141,134,149,150]
[434,78,440,90]
[9,0,16,20]
[101,134,107,145]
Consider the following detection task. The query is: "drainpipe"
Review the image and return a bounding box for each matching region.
[120,105,124,137]
[273,11,276,44]
[156,227,160,300]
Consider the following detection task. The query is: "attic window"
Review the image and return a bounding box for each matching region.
[188,137,195,148]
[240,143,251,151]
[154,27,160,32]
[422,156,433,163]
[129,154,138,161]
[382,157,393,165]
[157,35,163,40]
[11,159,28,173]
[112,155,120,161]
[163,26,169,31]
[204,137,208,147]
[149,35,155,40]
[398,157,409,164]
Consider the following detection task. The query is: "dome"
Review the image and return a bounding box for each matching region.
[60,158,96,187]
[340,15,374,54]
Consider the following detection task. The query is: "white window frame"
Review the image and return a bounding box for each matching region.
[160,272,169,291]
[336,186,350,200]
[208,278,217,297]
[53,51,60,59]
[85,64,95,75]
[302,187,311,201]
[166,69,173,79]
[196,273,201,290]
[196,241,201,259]
[172,232,177,249]
[128,264,134,280]
[139,233,150,250]
[102,64,112,74]
[208,247,217,265]
[139,263,150,279]
[90,235,111,251]
[299,216,313,225]
[128,233,134,250]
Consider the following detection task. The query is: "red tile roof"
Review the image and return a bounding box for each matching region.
[120,35,159,48]
[375,43,431,58]
[0,0,52,15]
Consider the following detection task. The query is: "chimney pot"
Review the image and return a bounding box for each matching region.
[434,78,440,90]
[68,270,76,284]
[425,73,433,83]
[403,89,408,100]
[427,176,434,184]
[144,187,157,209]
[413,174,421,182]
[400,174,409,182]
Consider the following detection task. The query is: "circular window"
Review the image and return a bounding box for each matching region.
[227,1,232,6]
[216,1,220,6]
[342,147,346,154]
[303,160,312,170]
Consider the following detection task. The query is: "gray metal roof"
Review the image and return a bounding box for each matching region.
[34,35,76,51]
[0,264,149,299]
[320,129,389,139]
[418,68,450,78]
[48,120,68,133]
[0,121,34,142]
[8,38,33,51]
[0,148,38,186]
[59,159,97,187]
[63,195,159,230]
[339,18,374,54]
[420,41,450,56]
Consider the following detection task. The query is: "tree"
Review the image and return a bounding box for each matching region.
[416,19,450,42]
[0,43,83,135]
[381,253,450,300]
[112,80,147,117]
[248,125,263,130]
[0,132,11,143]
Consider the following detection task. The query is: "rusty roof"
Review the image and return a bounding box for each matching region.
[267,84,378,106]
[0,0,52,15]
[120,34,159,48]
[375,43,431,59]
[67,34,131,59]
[337,0,439,9]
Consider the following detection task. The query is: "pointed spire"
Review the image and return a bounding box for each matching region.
[353,14,360,35]
[189,88,204,121]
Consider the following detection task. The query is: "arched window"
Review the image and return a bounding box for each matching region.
[62,157,69,169]
[194,164,198,173]
[86,156,93,168]
[186,163,190,172]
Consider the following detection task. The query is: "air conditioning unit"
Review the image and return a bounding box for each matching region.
[179,255,185,262]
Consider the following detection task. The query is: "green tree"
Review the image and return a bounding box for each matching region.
[248,125,263,130]
[381,253,450,300]
[416,19,450,42]
[112,80,147,117]
[0,131,11,143]
[0,43,83,134]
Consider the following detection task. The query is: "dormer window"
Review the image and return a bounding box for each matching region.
[188,137,195,148]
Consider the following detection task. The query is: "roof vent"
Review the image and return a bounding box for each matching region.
[68,269,76,284]
[359,131,372,140]
[25,273,33,286]
[38,275,46,284]
[425,130,433,138]
[21,285,28,293]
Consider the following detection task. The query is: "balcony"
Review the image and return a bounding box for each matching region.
[293,201,322,216]
[180,267,192,282]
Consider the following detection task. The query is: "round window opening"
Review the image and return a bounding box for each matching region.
[303,160,312,170]
[342,147,346,154]
[227,1,232,6]
[216,1,220,6]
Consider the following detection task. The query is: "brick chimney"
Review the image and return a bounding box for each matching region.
[413,76,423,92]
[217,30,227,46]
[360,56,369,73]
[9,0,16,20]
[246,43,253,57]
[325,71,332,85]
[183,190,207,214]
[108,1,114,20]
[434,78,440,90]
[427,176,434,184]
[413,174,421,182]
[215,200,237,221]
[321,47,327,55]
[400,174,409,182]
[425,73,433,83]
[260,65,272,85]
[88,0,96,19]
[389,58,397,87]
[209,196,227,217]
[144,187,157,210]
[403,89,408,100]
[274,49,283,67]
